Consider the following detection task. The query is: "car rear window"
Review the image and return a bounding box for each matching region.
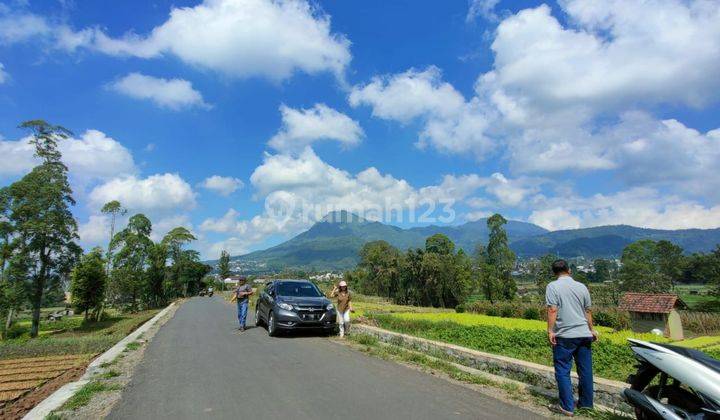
[277,282,322,297]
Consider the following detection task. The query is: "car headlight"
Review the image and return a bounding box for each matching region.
[326,303,334,311]
[277,302,293,311]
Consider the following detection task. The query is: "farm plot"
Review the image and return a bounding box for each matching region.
[0,354,90,407]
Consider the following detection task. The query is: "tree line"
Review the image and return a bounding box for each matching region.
[346,212,720,310]
[0,120,209,338]
[345,214,517,308]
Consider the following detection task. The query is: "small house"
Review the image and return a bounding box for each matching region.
[618,292,687,339]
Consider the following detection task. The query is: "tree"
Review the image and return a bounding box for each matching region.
[425,234,455,255]
[358,241,402,299]
[532,254,557,300]
[70,248,107,320]
[101,201,126,275]
[177,250,211,296]
[619,240,671,293]
[218,250,231,291]
[475,244,500,304]
[110,214,153,311]
[486,214,517,300]
[162,227,197,297]
[656,240,684,289]
[592,259,613,283]
[145,242,167,308]
[6,120,81,337]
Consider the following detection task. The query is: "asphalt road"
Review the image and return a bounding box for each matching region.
[109,297,542,420]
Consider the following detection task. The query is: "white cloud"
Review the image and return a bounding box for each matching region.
[109,73,210,110]
[349,67,496,158]
[483,173,537,206]
[485,1,720,114]
[78,214,111,248]
[529,188,720,231]
[0,136,37,176]
[350,67,465,123]
[89,173,196,214]
[0,62,7,84]
[467,0,501,22]
[268,104,363,153]
[0,129,137,181]
[86,0,350,81]
[0,9,50,44]
[201,175,244,196]
[351,0,720,195]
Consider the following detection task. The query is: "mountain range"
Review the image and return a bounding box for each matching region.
[225,211,720,272]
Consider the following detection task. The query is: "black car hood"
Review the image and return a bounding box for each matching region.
[277,296,329,306]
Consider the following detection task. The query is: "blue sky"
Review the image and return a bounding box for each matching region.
[1,0,719,259]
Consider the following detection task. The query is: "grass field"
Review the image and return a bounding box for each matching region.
[0,309,160,360]
[353,294,720,382]
[675,284,716,310]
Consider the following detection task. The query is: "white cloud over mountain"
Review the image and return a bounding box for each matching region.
[268,104,364,153]
[529,188,720,231]
[109,73,210,110]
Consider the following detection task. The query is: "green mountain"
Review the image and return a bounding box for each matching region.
[511,225,720,258]
[227,212,720,272]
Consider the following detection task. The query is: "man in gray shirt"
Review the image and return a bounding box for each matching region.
[233,277,253,332]
[546,259,598,416]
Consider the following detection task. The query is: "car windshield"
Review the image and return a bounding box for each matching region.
[276,282,322,297]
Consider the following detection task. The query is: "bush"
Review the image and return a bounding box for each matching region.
[500,306,515,318]
[6,323,29,339]
[455,304,465,313]
[522,307,540,320]
[681,311,720,335]
[593,309,631,330]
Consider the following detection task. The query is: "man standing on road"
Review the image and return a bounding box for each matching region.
[232,277,253,332]
[546,259,598,416]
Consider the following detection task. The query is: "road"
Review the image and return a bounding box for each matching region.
[109,297,543,420]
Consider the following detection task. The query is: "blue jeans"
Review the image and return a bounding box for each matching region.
[553,336,594,412]
[237,300,248,327]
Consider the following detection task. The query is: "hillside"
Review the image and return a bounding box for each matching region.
[225,211,720,272]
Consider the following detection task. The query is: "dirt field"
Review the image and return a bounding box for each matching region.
[0,354,91,419]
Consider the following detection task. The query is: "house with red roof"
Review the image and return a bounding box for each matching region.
[619,292,687,339]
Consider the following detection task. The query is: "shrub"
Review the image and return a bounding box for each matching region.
[6,323,29,339]
[500,306,515,318]
[522,307,540,320]
[593,308,631,330]
[455,304,465,313]
[681,311,720,335]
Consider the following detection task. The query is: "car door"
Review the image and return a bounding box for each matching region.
[259,281,274,322]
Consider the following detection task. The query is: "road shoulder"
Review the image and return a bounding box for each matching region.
[42,302,182,420]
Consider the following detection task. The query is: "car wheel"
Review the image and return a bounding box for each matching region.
[267,311,278,337]
[255,306,264,327]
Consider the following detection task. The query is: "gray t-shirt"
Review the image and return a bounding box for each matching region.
[545,275,592,338]
[235,284,252,302]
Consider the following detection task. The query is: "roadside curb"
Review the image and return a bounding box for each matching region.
[23,302,178,420]
[354,323,630,412]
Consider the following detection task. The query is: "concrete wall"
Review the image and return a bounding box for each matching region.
[354,324,630,411]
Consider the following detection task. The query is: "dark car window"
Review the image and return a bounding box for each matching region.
[277,282,322,297]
